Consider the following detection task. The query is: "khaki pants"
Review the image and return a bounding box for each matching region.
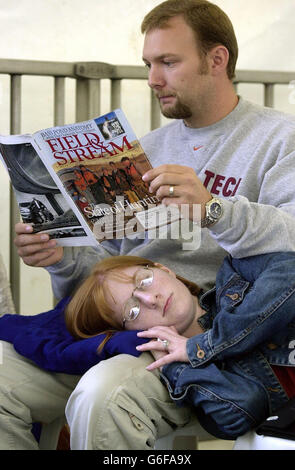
[0,341,192,450]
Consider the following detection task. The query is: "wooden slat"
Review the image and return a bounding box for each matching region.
[9,74,22,312]
[54,77,66,126]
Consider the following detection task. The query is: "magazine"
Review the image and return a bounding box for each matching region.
[0,109,180,246]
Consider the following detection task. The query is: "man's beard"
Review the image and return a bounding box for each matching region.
[159,97,192,120]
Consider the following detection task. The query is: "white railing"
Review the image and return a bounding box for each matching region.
[1,58,294,311]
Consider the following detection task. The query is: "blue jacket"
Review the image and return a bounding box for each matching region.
[161,252,295,439]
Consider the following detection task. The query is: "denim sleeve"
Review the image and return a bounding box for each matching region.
[186,252,295,367]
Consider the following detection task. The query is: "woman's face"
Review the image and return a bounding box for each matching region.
[104,265,197,333]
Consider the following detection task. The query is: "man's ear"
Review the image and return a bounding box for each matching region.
[153,262,177,277]
[208,45,229,76]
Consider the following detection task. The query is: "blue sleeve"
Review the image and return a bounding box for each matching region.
[12,329,148,375]
[0,297,148,375]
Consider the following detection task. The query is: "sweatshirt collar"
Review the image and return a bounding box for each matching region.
[178,96,246,138]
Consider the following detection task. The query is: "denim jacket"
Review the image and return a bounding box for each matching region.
[161,252,295,439]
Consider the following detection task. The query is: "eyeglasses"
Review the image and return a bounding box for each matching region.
[122,266,154,328]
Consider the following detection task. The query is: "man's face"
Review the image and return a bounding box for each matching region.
[142,16,213,126]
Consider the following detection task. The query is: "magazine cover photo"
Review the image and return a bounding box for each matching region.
[0,137,89,245]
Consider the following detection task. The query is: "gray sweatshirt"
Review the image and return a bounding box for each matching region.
[47,97,295,298]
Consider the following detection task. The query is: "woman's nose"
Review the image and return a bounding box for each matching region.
[134,290,159,308]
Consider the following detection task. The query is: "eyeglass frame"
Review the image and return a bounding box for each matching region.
[122,266,154,329]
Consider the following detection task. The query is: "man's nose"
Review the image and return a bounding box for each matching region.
[148,65,165,89]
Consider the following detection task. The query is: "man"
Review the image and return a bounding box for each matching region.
[120,156,149,199]
[3,0,295,449]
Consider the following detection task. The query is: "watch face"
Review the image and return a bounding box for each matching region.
[210,202,222,219]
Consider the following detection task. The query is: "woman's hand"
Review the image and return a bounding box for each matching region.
[137,325,189,371]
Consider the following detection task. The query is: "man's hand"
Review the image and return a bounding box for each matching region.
[14,223,64,267]
[137,326,189,371]
[142,164,211,221]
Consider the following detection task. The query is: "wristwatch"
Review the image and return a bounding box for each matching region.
[201,197,223,228]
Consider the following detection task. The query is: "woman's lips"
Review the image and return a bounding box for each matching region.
[163,293,173,315]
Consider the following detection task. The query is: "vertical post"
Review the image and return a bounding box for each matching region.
[88,79,101,118]
[75,78,88,122]
[54,77,66,126]
[75,78,101,122]
[264,83,274,108]
[9,74,22,312]
[111,79,122,109]
[52,77,66,307]
[150,89,161,130]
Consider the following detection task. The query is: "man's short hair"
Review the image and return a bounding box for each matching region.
[141,0,238,80]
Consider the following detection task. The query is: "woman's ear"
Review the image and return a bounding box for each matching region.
[153,262,177,277]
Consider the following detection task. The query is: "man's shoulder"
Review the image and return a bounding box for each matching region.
[242,99,295,131]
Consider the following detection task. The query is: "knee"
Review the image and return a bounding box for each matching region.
[65,354,158,449]
[66,354,144,411]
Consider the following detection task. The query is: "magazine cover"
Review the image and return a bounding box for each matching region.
[0,134,96,246]
[33,109,179,243]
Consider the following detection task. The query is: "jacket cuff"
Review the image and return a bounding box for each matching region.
[186,331,214,367]
[161,362,188,399]
[162,362,187,384]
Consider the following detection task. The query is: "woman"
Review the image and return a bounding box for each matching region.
[65,252,295,439]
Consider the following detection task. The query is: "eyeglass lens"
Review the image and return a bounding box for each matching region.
[123,268,153,322]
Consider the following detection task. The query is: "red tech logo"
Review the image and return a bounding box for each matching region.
[203,170,242,197]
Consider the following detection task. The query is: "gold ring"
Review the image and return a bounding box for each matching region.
[169,186,174,197]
